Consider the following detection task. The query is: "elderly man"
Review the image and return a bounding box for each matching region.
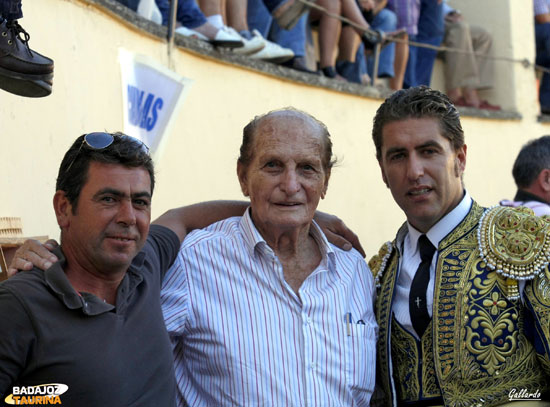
[0,132,250,404]
[368,86,550,406]
[500,135,550,216]
[162,108,377,406]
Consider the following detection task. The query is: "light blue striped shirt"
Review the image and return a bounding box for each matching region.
[161,209,378,407]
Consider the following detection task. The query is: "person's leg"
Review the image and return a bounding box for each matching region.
[367,8,397,78]
[536,22,550,112]
[386,0,419,89]
[270,14,306,57]
[336,25,365,83]
[312,0,342,71]
[470,24,493,89]
[410,0,443,86]
[226,0,249,31]
[248,0,273,37]
[176,0,209,28]
[443,19,477,101]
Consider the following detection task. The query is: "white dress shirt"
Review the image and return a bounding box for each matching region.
[393,191,472,338]
[161,209,378,407]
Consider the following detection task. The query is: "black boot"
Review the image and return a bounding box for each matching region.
[0,19,54,97]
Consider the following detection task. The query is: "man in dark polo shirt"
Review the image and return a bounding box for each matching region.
[0,132,237,406]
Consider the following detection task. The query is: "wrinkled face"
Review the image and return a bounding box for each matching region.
[378,118,466,233]
[237,113,330,235]
[59,161,152,271]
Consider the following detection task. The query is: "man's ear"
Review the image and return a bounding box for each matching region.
[53,190,72,229]
[539,168,550,192]
[236,162,249,197]
[455,144,467,176]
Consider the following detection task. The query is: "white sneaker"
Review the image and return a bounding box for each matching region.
[230,29,266,55]
[176,25,244,48]
[248,30,294,63]
[175,26,208,40]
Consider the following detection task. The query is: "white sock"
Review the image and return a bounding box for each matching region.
[206,14,224,29]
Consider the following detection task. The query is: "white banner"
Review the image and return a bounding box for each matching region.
[119,48,192,154]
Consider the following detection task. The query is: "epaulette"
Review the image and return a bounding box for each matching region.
[477,205,550,300]
[368,241,393,288]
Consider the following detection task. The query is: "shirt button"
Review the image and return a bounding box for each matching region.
[309,363,316,370]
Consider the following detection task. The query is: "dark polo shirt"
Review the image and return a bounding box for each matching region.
[0,225,180,406]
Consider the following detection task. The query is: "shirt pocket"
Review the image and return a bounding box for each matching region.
[345,322,377,406]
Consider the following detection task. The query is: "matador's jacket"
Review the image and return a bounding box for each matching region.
[369,201,550,407]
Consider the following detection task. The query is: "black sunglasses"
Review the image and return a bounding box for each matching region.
[65,132,149,172]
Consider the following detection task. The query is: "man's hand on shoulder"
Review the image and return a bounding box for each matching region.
[314,211,365,257]
[7,239,59,277]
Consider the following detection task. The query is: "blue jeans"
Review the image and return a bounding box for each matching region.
[0,0,23,20]
[536,22,550,110]
[367,8,397,77]
[404,0,443,87]
[247,0,306,57]
[156,0,206,28]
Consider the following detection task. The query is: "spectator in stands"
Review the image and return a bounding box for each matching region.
[441,2,499,110]
[534,0,550,115]
[0,0,54,97]
[155,0,244,47]
[500,135,550,216]
[403,0,443,88]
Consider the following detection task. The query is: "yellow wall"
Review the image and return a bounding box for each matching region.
[1,0,549,256]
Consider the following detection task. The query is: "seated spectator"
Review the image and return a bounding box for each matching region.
[0,0,54,97]
[155,0,244,47]
[441,2,500,110]
[534,0,550,115]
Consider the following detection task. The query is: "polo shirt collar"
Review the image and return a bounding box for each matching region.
[44,246,115,316]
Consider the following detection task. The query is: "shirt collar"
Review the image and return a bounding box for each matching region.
[44,246,116,315]
[239,207,336,270]
[405,190,472,254]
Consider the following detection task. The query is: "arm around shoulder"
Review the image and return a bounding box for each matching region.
[152,200,249,243]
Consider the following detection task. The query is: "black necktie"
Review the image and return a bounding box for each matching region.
[409,234,436,337]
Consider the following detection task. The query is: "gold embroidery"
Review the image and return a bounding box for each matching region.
[477,206,550,290]
[374,202,550,407]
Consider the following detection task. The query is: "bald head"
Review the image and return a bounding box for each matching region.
[238,108,335,171]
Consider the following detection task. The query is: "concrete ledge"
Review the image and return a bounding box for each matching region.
[81,0,520,120]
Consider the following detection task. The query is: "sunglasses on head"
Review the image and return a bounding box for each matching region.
[65,132,149,172]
